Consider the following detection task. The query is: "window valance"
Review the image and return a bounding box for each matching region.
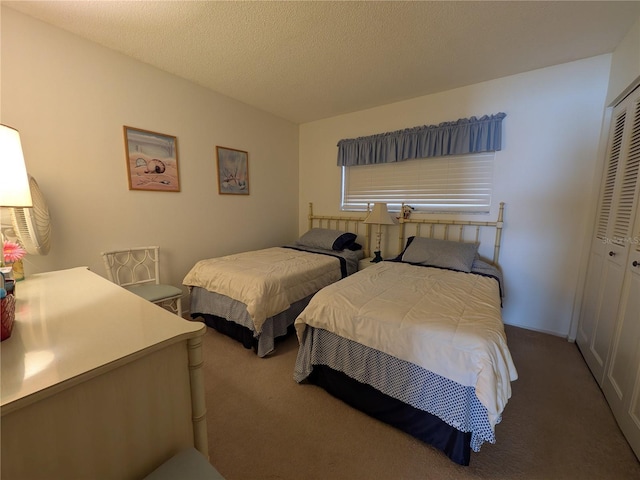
[337,113,506,167]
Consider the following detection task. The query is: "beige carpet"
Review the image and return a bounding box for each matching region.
[200,324,640,479]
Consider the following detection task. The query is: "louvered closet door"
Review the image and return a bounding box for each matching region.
[601,93,640,460]
[577,88,640,385]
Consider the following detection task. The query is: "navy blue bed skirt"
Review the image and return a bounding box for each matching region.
[307,364,472,465]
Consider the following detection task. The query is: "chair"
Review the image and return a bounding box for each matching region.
[101,246,182,317]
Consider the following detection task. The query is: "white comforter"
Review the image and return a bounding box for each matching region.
[295,261,518,429]
[183,247,343,333]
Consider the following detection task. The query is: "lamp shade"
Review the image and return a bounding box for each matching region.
[0,124,32,207]
[364,203,396,225]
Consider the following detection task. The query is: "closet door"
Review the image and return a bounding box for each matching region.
[577,93,635,384]
[601,95,640,459]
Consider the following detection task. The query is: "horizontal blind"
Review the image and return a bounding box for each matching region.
[342,153,494,213]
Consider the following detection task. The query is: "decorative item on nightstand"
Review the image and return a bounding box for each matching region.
[363,203,397,263]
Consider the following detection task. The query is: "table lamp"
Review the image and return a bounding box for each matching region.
[0,124,32,341]
[363,203,396,263]
[0,124,33,267]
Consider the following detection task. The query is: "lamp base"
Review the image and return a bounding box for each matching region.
[370,251,383,263]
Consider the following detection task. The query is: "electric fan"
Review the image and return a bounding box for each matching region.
[9,175,51,255]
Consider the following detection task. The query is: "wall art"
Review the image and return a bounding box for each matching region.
[216,146,249,195]
[124,126,180,192]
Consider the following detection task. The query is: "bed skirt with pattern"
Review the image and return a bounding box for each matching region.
[294,326,501,465]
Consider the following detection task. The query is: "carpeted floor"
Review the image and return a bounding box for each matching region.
[199,324,640,479]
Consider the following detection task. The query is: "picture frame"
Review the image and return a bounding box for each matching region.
[123,126,180,192]
[216,146,249,195]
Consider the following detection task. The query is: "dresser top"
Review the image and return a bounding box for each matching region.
[1,267,205,412]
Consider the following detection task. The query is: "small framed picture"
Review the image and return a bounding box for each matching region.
[216,146,249,195]
[124,126,180,192]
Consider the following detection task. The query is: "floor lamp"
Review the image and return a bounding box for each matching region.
[363,203,396,263]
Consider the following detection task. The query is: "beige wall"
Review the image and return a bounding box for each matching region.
[1,7,299,309]
[299,56,612,337]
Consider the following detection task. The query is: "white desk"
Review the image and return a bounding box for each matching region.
[1,267,208,480]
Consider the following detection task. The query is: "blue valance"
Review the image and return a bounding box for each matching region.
[337,113,506,167]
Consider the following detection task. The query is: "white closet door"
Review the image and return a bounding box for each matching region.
[577,93,635,383]
[601,93,640,459]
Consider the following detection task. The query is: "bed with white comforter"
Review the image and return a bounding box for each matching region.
[184,228,363,356]
[294,252,517,465]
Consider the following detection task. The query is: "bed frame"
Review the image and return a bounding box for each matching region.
[309,201,505,264]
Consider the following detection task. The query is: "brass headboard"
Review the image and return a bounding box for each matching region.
[398,202,505,264]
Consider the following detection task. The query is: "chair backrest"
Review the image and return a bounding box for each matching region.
[101,246,162,288]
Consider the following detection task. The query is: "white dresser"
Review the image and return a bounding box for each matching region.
[1,267,208,480]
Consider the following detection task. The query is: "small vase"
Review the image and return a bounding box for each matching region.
[10,259,24,281]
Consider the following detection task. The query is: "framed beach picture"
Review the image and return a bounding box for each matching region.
[216,146,249,195]
[123,126,180,192]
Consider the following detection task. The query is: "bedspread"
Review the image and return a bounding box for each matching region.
[183,247,346,334]
[295,261,518,429]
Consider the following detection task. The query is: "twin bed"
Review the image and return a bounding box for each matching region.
[183,204,368,357]
[183,203,517,465]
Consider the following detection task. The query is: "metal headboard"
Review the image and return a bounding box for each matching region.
[308,203,371,257]
[398,202,505,264]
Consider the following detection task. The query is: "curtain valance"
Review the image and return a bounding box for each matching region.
[337,112,506,167]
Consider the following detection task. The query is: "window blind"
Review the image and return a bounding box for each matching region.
[342,153,494,213]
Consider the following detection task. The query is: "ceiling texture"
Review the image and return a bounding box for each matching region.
[5,1,640,124]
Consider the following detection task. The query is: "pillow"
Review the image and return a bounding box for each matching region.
[346,242,362,251]
[296,228,357,251]
[400,236,479,273]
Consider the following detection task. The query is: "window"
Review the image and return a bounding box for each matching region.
[341,153,494,213]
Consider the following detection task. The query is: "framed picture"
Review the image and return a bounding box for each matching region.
[216,146,249,195]
[123,126,180,192]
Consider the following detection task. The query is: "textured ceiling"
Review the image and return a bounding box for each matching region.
[5,1,640,124]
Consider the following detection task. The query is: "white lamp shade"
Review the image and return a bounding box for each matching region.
[0,124,32,207]
[364,203,396,225]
